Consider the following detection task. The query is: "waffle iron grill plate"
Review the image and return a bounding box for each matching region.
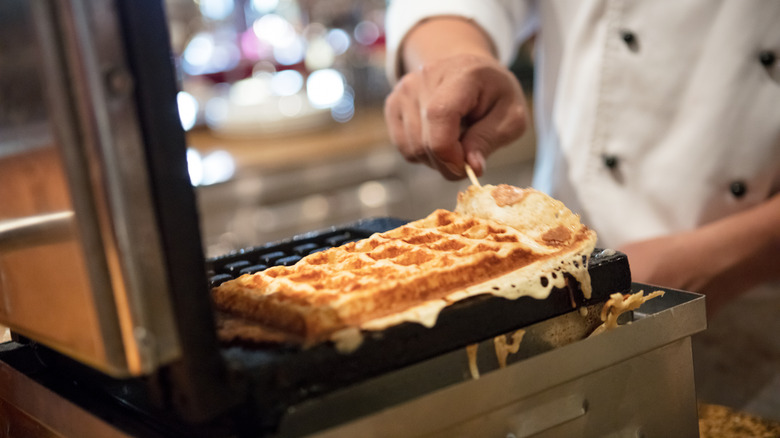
[206,217,631,419]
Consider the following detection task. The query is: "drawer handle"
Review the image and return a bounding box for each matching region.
[506,395,588,438]
[0,211,74,252]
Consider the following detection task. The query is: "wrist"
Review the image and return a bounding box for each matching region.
[400,16,497,75]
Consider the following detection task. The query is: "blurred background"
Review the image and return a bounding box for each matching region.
[163,0,537,257]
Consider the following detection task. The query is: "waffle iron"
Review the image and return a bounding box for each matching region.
[0,1,704,436]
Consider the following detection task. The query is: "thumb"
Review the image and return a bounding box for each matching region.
[460,125,495,177]
[465,148,486,177]
[460,98,527,176]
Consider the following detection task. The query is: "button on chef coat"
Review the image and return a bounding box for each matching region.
[386,0,780,249]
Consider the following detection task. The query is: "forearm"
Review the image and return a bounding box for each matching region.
[621,193,780,315]
[385,0,530,82]
[399,17,497,75]
[692,193,780,305]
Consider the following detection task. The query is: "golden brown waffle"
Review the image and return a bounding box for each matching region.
[213,196,596,345]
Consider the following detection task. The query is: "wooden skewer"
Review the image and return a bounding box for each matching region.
[465,163,481,188]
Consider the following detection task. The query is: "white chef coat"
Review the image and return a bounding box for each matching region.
[386,0,780,249]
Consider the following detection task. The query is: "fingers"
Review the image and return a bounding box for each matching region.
[466,150,487,177]
[385,54,528,180]
[384,95,406,154]
[385,79,426,164]
[422,88,477,179]
[461,81,527,176]
[460,103,527,172]
[386,74,468,178]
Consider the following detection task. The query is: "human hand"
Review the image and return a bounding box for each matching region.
[384,53,528,180]
[619,232,743,316]
[618,193,780,317]
[618,234,703,292]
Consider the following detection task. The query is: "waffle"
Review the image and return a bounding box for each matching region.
[212,185,597,346]
[456,184,586,248]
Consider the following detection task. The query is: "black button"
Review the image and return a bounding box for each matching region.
[603,154,619,169]
[209,273,234,288]
[325,233,353,247]
[275,255,302,266]
[621,31,636,45]
[222,260,251,275]
[293,242,320,255]
[730,181,747,198]
[238,264,268,275]
[759,51,776,67]
[258,250,287,264]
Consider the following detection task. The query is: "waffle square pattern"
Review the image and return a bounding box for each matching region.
[212,185,597,346]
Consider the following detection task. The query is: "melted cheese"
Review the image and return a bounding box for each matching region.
[360,300,448,331]
[331,327,363,352]
[588,290,665,338]
[331,246,593,353]
[466,344,480,379]
[326,183,596,353]
[494,329,526,369]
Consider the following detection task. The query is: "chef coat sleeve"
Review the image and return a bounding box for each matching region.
[385,0,538,83]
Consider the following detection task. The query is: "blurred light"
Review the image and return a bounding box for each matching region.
[271,70,304,96]
[200,150,236,185]
[183,33,215,68]
[354,21,380,46]
[210,44,241,72]
[182,32,241,75]
[306,69,345,108]
[278,94,303,117]
[331,96,354,123]
[230,77,271,105]
[358,181,387,208]
[200,0,234,20]
[187,148,203,186]
[331,85,354,123]
[177,91,199,131]
[205,96,229,126]
[253,14,296,47]
[305,37,335,70]
[303,23,328,40]
[250,0,278,14]
[187,148,236,187]
[273,37,306,65]
[252,60,277,76]
[326,28,350,55]
[301,195,330,221]
[240,29,272,61]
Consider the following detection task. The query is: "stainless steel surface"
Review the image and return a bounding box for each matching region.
[425,339,698,438]
[277,286,706,437]
[0,0,180,376]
